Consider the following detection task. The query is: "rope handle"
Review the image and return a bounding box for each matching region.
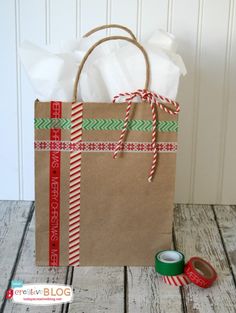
[72,36,150,102]
[83,24,137,40]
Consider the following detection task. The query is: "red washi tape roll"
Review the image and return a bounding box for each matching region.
[184,257,217,288]
[162,274,190,286]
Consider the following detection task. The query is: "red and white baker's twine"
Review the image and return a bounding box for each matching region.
[113,89,180,182]
[69,102,83,266]
[112,98,133,160]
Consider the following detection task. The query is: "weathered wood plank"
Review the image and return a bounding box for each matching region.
[126,266,183,313]
[126,219,183,313]
[174,204,236,313]
[4,210,69,313]
[2,201,236,313]
[213,205,236,282]
[0,201,32,305]
[68,267,124,313]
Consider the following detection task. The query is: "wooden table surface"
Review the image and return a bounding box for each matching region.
[0,201,235,313]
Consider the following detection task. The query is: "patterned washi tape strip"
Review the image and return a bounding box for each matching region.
[35,118,71,129]
[68,102,83,266]
[162,274,190,286]
[34,118,178,132]
[34,141,177,153]
[184,257,217,288]
[49,101,62,266]
[155,250,185,276]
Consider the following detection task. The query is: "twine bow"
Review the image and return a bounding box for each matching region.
[112,89,180,182]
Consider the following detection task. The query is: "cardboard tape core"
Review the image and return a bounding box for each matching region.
[158,251,182,263]
[192,259,214,279]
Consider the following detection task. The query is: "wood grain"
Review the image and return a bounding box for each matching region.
[4,210,68,313]
[174,204,236,313]
[126,266,183,313]
[68,267,124,313]
[1,202,236,313]
[0,201,32,305]
[213,205,236,281]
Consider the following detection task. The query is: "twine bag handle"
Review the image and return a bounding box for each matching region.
[71,32,180,182]
[83,24,137,40]
[72,35,150,102]
[72,35,158,181]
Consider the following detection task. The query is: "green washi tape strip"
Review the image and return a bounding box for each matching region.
[155,250,185,276]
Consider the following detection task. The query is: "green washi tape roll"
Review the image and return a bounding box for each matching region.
[155,250,185,276]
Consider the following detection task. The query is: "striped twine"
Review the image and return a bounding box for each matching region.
[113,89,180,115]
[113,89,180,182]
[69,102,83,266]
[150,90,180,115]
[162,274,190,286]
[147,93,158,182]
[113,95,135,159]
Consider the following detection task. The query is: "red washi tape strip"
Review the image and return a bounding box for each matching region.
[49,101,62,266]
[162,274,190,286]
[184,257,217,288]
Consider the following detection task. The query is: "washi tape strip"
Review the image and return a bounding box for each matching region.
[155,250,185,276]
[83,119,178,132]
[68,102,83,266]
[34,141,178,153]
[184,257,217,288]
[162,274,190,286]
[35,118,71,129]
[49,101,62,266]
[34,118,178,132]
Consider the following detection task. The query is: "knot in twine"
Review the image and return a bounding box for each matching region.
[112,89,180,182]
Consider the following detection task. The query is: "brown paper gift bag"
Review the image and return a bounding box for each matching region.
[34,24,180,266]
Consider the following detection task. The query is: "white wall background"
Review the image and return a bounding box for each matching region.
[0,0,235,204]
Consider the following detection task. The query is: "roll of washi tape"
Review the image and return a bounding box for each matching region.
[184,257,217,288]
[162,274,191,286]
[155,250,185,276]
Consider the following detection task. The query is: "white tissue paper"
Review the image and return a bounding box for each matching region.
[19,29,186,102]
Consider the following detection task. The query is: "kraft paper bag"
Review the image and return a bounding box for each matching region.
[34,25,180,266]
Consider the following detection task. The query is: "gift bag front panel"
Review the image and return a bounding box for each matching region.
[80,101,177,266]
[34,100,178,266]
